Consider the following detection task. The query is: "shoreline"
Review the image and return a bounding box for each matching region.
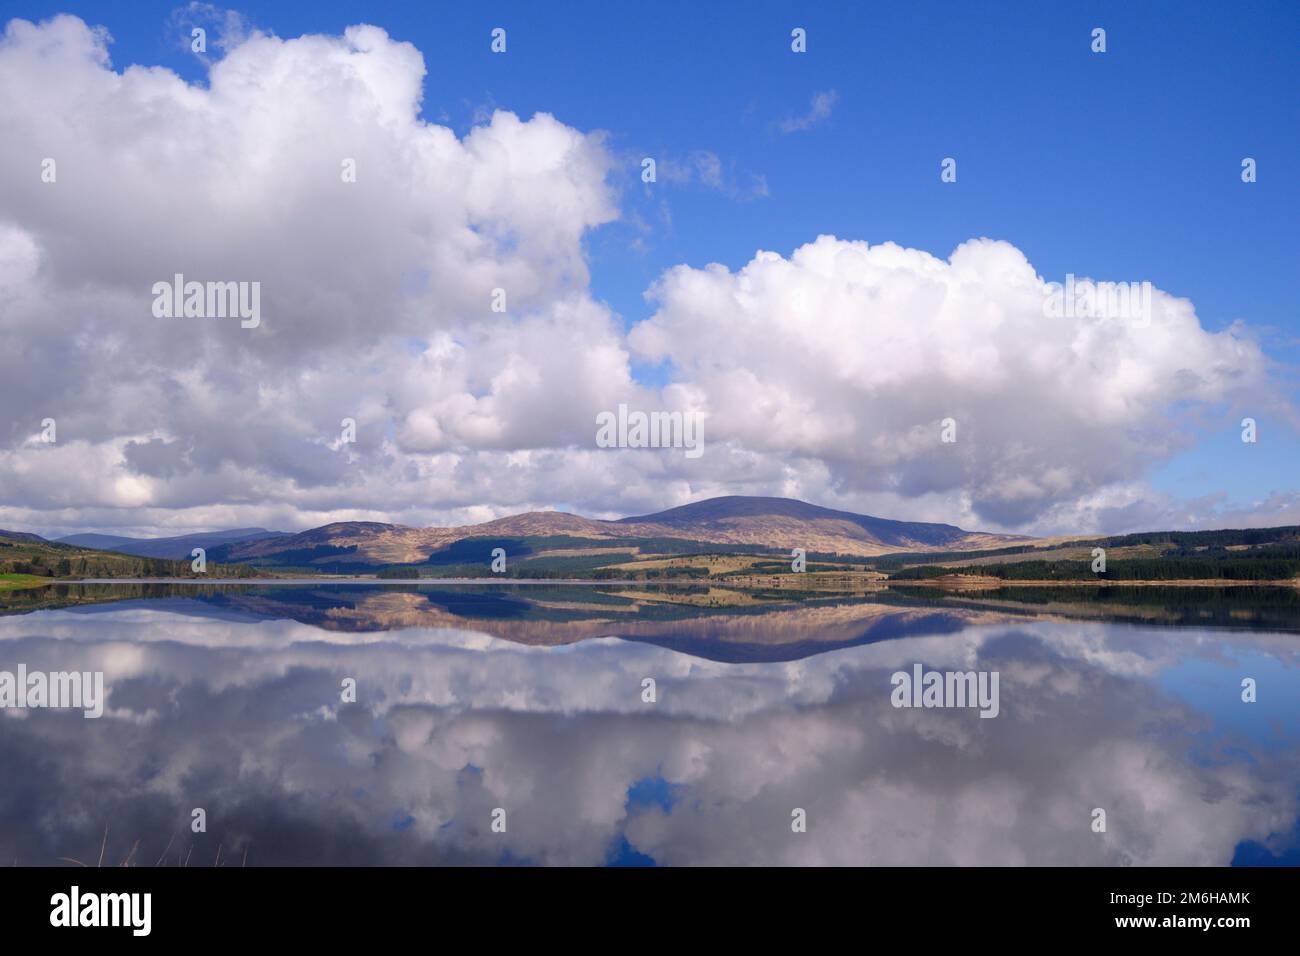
[19,575,1300,589]
[887,576,1300,590]
[59,577,650,586]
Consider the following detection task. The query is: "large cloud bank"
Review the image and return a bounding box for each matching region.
[0,15,1287,536]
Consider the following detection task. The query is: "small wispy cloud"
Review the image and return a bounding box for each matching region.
[655,151,767,201]
[658,150,722,188]
[778,89,838,133]
[168,2,253,61]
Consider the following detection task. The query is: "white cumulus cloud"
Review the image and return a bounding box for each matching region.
[0,15,1291,537]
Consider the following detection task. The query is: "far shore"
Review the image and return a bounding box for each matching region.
[61,577,648,586]
[8,575,1298,590]
[886,576,1300,590]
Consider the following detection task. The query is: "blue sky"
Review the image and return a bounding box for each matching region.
[27,1,1296,327]
[3,1,1297,533]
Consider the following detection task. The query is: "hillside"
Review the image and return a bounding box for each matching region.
[618,496,968,546]
[0,530,258,580]
[885,524,1300,584]
[56,527,286,560]
[4,506,1299,585]
[206,495,1027,571]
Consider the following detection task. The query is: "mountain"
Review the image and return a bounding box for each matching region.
[618,495,975,548]
[1,534,257,579]
[11,498,1298,584]
[55,528,287,560]
[207,496,1028,570]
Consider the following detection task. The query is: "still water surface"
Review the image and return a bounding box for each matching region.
[1,583,1297,866]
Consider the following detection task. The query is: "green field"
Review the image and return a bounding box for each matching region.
[0,572,51,591]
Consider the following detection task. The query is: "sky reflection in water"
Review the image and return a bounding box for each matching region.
[0,583,1297,866]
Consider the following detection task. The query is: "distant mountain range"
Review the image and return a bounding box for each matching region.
[7,494,1024,567]
[55,528,287,560]
[0,529,46,543]
[202,495,1026,571]
[5,498,1027,574]
[5,497,1299,583]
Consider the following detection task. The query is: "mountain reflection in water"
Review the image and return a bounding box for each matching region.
[0,582,1297,866]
